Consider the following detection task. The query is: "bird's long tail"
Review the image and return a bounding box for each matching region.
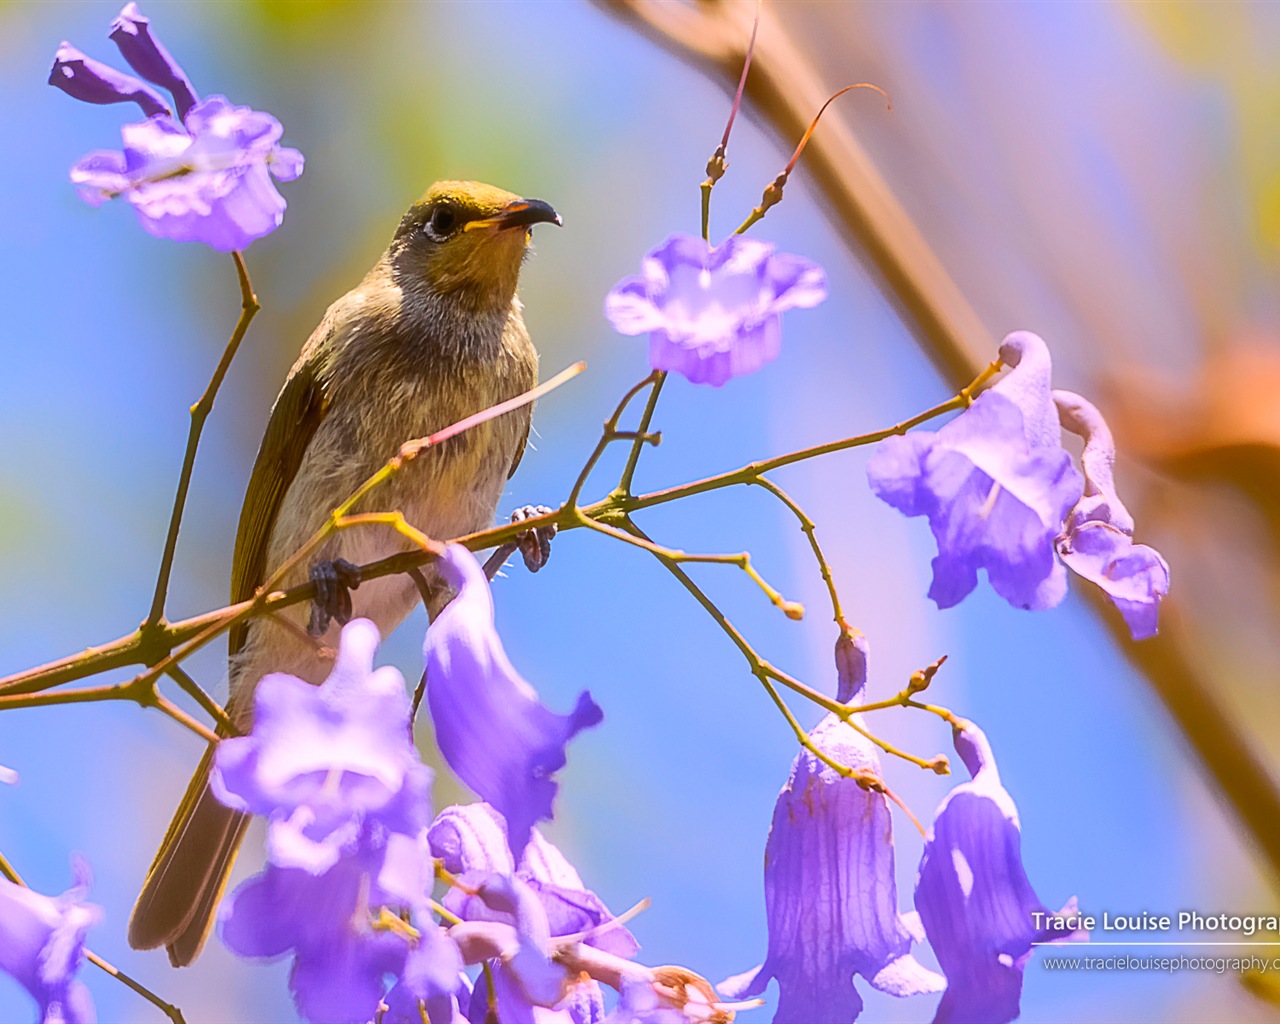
[128,743,250,967]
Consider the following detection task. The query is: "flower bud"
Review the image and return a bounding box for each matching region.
[49,42,169,117]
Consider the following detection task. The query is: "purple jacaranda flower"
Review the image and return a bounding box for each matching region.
[1053,391,1170,640]
[430,803,638,961]
[221,853,409,1024]
[380,923,468,1024]
[915,722,1085,1024]
[50,4,303,251]
[721,713,943,1022]
[0,864,100,1024]
[867,331,1084,612]
[604,233,827,386]
[213,618,433,873]
[424,546,602,861]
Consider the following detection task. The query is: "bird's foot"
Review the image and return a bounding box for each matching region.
[308,558,362,636]
[482,505,558,581]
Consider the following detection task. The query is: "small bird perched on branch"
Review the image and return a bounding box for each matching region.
[128,180,562,966]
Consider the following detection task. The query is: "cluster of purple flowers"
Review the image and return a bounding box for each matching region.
[866,331,1169,640]
[725,640,1085,1024]
[50,4,302,252]
[206,546,736,1024]
[606,242,1166,640]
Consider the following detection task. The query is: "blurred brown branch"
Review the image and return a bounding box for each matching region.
[594,0,1280,883]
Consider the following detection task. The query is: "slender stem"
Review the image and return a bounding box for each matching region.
[153,695,220,744]
[84,952,188,1024]
[755,671,870,783]
[752,475,846,628]
[565,370,660,511]
[145,252,258,631]
[574,510,801,617]
[164,664,236,735]
[620,519,846,717]
[615,371,667,498]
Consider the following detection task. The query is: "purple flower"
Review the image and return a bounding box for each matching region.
[721,714,943,1022]
[1053,391,1170,640]
[0,864,100,1024]
[50,4,303,251]
[867,332,1084,612]
[604,234,827,386]
[49,42,167,117]
[915,723,1084,1024]
[220,854,408,1024]
[108,3,197,119]
[213,619,456,1024]
[424,546,602,861]
[380,924,467,1024]
[430,803,637,960]
[212,618,432,873]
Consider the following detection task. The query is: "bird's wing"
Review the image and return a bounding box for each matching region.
[228,359,330,657]
[507,414,531,480]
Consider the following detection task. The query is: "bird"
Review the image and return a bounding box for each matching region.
[128,180,561,966]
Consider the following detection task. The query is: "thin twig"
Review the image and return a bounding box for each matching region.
[145,251,259,631]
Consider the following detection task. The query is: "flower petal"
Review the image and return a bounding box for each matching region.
[424,547,602,860]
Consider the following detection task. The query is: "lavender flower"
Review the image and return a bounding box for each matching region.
[213,619,448,1024]
[432,804,634,1023]
[212,618,432,873]
[915,723,1084,1024]
[867,332,1083,612]
[429,803,637,960]
[220,854,409,1024]
[424,546,602,860]
[604,233,827,386]
[0,865,100,1024]
[50,4,302,251]
[721,713,943,1021]
[1053,391,1170,640]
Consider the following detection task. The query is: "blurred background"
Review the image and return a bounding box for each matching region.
[1,1,1278,1021]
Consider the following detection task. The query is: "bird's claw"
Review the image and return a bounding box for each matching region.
[308,558,361,636]
[512,504,556,573]
[482,505,557,580]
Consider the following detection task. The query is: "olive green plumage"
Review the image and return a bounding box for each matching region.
[129,181,559,966]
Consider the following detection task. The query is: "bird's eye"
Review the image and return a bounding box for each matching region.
[426,205,457,239]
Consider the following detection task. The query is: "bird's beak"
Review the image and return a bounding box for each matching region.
[464,198,562,232]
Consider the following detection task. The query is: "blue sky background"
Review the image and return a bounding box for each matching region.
[0,3,1272,1022]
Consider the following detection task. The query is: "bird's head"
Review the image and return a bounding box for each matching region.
[390,180,561,313]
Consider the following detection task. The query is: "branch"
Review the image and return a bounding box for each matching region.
[596,0,1280,884]
[145,251,259,631]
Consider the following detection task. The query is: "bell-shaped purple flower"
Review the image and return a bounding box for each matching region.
[424,546,602,861]
[915,723,1084,1024]
[1053,391,1170,640]
[604,233,827,386]
[221,853,409,1024]
[868,332,1083,612]
[721,713,944,1022]
[51,4,303,251]
[0,864,100,1024]
[213,618,432,873]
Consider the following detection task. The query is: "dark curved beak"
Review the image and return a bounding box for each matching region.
[465,198,562,232]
